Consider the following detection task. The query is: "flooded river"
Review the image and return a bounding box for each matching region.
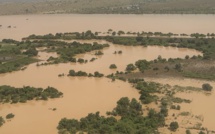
[0,14,215,133]
[0,14,215,40]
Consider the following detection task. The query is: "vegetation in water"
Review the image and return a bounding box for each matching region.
[0,40,39,73]
[68,69,104,78]
[0,117,5,127]
[0,85,63,103]
[57,97,166,134]
[6,113,15,119]
[202,83,213,91]
[109,64,117,69]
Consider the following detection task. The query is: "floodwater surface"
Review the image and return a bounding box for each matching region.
[0,14,214,133]
[0,40,202,134]
[0,14,215,40]
[145,77,215,131]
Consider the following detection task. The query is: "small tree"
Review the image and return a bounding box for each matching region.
[169,121,179,131]
[126,64,136,72]
[6,113,15,119]
[202,83,213,91]
[109,64,117,69]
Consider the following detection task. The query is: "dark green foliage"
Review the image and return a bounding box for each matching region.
[199,131,205,134]
[2,39,19,44]
[128,78,144,84]
[0,116,4,127]
[171,97,191,103]
[0,57,38,74]
[135,82,159,104]
[94,71,104,77]
[126,64,136,72]
[111,97,142,117]
[109,64,117,69]
[186,129,191,134]
[90,58,96,62]
[6,113,15,119]
[23,47,38,56]
[68,70,103,77]
[160,107,168,117]
[202,83,213,91]
[58,97,165,134]
[0,85,63,104]
[135,60,150,72]
[169,121,179,131]
[77,58,85,63]
[68,70,88,76]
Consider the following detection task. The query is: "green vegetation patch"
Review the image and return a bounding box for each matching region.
[57,97,165,134]
[0,57,38,73]
[0,85,63,103]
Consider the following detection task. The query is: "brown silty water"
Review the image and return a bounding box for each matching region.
[0,14,214,133]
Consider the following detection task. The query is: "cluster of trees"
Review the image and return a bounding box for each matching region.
[57,42,109,62]
[57,97,166,134]
[135,81,159,104]
[125,60,151,73]
[68,70,88,77]
[0,57,38,74]
[104,36,215,60]
[135,60,151,72]
[25,31,98,40]
[0,85,63,103]
[68,70,104,78]
[202,83,213,91]
[0,39,41,73]
[23,47,38,56]
[126,64,136,72]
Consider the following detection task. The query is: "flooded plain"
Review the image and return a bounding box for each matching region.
[145,77,215,131]
[0,14,215,133]
[0,41,202,133]
[0,14,215,40]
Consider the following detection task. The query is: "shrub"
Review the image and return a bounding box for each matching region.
[169,122,179,131]
[202,83,213,91]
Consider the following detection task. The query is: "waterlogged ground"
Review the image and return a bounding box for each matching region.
[0,39,203,134]
[145,77,215,132]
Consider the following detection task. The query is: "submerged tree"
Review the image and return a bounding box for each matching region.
[202,83,213,91]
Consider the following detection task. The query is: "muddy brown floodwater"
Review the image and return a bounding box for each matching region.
[0,14,215,40]
[0,38,202,133]
[145,77,215,131]
[0,14,214,134]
